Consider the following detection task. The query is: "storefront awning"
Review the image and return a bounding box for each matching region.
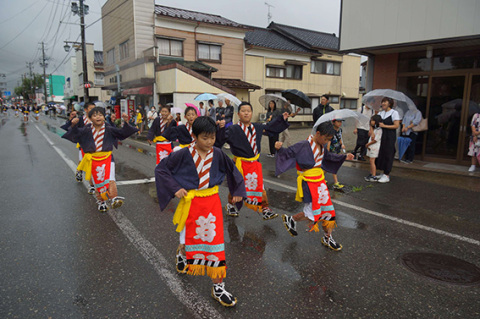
[63,96,76,100]
[122,86,153,95]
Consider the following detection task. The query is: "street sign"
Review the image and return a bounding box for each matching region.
[4,91,11,96]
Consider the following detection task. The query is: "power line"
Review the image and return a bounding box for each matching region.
[0,3,48,51]
[0,1,43,26]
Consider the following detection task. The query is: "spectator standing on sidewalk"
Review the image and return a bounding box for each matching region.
[147,106,158,129]
[313,95,334,124]
[327,119,346,190]
[279,101,301,148]
[266,100,282,157]
[468,112,480,172]
[376,97,401,183]
[400,108,422,164]
[353,104,374,161]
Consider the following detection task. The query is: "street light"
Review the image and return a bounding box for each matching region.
[64,43,70,52]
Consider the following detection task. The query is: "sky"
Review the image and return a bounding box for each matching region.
[0,0,341,93]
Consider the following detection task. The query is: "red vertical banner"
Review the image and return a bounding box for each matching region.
[127,99,135,121]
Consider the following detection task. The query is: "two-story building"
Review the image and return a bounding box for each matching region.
[245,22,361,123]
[102,0,259,109]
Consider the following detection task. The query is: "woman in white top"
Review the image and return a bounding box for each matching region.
[147,106,158,129]
[376,97,401,183]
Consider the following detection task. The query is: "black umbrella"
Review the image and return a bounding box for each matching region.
[281,89,311,108]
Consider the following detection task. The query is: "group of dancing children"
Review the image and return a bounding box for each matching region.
[61,101,353,308]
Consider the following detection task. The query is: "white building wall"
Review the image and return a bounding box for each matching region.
[340,0,480,51]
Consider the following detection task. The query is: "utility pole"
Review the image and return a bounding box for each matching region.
[79,0,89,103]
[41,42,48,104]
[26,62,34,101]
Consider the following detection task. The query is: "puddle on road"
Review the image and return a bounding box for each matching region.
[115,162,149,180]
[336,210,367,230]
[45,123,65,138]
[266,188,303,213]
[19,123,28,136]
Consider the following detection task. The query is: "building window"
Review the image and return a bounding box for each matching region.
[157,38,183,57]
[330,96,340,104]
[119,41,129,60]
[94,72,104,86]
[285,64,303,80]
[266,66,285,78]
[340,99,357,110]
[107,48,115,65]
[197,43,221,62]
[311,60,341,75]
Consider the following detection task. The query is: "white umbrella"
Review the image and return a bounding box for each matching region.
[362,89,417,117]
[94,101,107,108]
[258,94,290,110]
[73,103,82,112]
[312,109,369,134]
[216,93,241,106]
[57,104,66,110]
[171,107,183,115]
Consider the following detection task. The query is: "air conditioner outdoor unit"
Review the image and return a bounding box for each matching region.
[259,113,267,121]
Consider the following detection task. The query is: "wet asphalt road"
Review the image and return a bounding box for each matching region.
[1,112,479,319]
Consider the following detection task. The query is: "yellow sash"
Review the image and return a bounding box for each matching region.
[173,186,219,233]
[234,154,260,176]
[296,167,325,202]
[77,151,112,181]
[153,136,168,143]
[179,144,191,148]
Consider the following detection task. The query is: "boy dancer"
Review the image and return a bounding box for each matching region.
[155,116,246,307]
[62,102,96,193]
[173,106,198,151]
[225,102,289,220]
[147,105,177,164]
[275,122,354,251]
[63,107,138,212]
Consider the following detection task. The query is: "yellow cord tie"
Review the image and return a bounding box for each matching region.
[173,186,219,233]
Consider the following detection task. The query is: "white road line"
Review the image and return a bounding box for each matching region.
[116,177,155,186]
[263,177,480,246]
[35,124,223,319]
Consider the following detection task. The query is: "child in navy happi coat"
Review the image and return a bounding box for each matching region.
[63,107,138,212]
[224,101,289,221]
[276,121,354,251]
[155,116,246,307]
[147,105,177,164]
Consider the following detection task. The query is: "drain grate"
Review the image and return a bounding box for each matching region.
[401,252,480,286]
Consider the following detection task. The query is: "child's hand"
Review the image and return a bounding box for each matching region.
[121,113,129,121]
[379,123,386,128]
[282,112,289,120]
[275,141,283,150]
[341,144,346,150]
[175,188,188,198]
[346,153,354,161]
[71,117,79,126]
[231,196,242,204]
[353,128,357,135]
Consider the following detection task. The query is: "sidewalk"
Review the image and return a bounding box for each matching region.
[58,114,479,179]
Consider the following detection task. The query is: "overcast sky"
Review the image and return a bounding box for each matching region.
[0,0,341,92]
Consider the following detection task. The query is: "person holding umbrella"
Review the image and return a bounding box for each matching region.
[266,100,282,157]
[399,108,422,164]
[376,97,401,183]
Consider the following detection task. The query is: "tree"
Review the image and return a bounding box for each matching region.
[14,73,45,101]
